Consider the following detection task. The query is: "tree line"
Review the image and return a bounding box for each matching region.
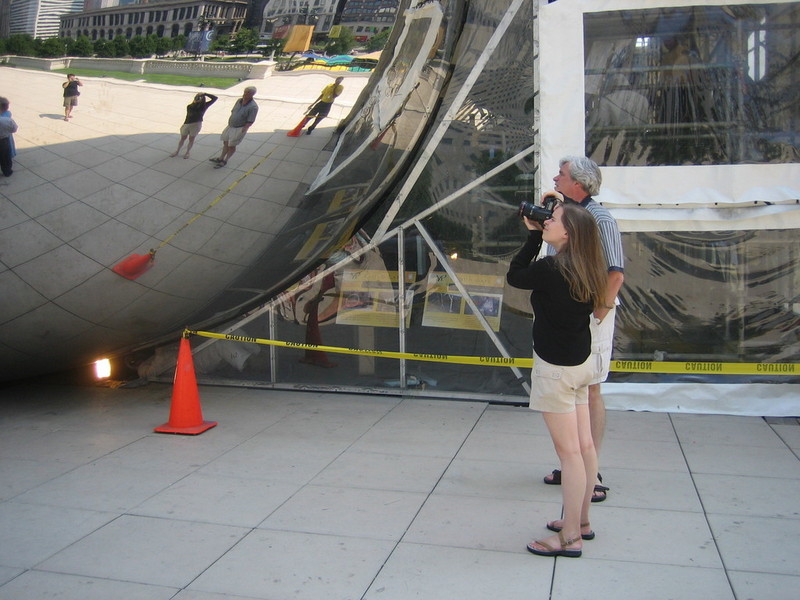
[0,25,388,60]
[0,33,187,59]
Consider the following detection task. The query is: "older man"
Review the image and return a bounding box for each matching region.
[542,156,625,503]
[210,86,258,168]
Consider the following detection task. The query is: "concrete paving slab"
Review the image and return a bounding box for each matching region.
[0,379,798,598]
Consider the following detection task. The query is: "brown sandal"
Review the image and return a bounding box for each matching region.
[526,531,582,558]
[546,520,595,540]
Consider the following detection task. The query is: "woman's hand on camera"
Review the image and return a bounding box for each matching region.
[541,190,564,204]
[523,216,543,231]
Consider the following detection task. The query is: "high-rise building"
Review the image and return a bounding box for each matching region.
[339,0,397,41]
[60,0,248,41]
[1,0,11,37]
[8,0,84,38]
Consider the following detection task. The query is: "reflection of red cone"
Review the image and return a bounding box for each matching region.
[369,125,392,150]
[155,336,217,435]
[299,297,336,368]
[287,116,311,137]
[112,249,155,280]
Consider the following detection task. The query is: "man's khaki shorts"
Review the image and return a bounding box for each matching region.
[220,125,247,146]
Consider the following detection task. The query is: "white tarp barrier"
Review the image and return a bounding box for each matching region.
[538,0,800,215]
[606,382,800,416]
[540,0,800,416]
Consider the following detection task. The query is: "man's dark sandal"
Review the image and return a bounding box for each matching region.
[544,470,605,487]
[543,469,562,485]
[591,484,610,503]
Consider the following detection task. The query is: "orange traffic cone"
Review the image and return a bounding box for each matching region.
[155,335,217,435]
[287,116,311,137]
[112,249,156,280]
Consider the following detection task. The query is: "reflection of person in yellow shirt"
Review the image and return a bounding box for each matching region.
[305,77,344,134]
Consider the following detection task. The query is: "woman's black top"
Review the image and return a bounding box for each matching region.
[506,231,593,366]
[63,81,80,98]
[184,94,217,124]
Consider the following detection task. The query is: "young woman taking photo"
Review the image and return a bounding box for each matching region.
[507,200,609,558]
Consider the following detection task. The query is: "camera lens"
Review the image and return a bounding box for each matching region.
[518,201,553,223]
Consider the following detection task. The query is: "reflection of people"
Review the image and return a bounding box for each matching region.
[0,96,15,160]
[210,86,258,168]
[0,97,17,177]
[171,92,217,159]
[305,77,344,134]
[507,202,608,558]
[62,74,82,121]
[542,156,624,503]
[479,296,498,317]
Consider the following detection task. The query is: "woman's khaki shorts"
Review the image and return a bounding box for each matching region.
[180,122,202,137]
[63,97,78,108]
[529,351,595,413]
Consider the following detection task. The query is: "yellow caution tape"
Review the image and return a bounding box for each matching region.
[157,148,276,252]
[186,330,799,376]
[187,329,524,367]
[609,360,798,376]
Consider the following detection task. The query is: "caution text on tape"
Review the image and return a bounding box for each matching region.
[186,330,799,376]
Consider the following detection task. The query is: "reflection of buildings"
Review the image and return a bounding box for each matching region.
[0,0,8,37]
[8,0,84,38]
[60,0,248,40]
[340,0,398,41]
[83,0,138,9]
[259,0,399,41]
[414,10,535,259]
[3,0,798,413]
[260,0,340,36]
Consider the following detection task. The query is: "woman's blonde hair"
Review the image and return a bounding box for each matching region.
[553,203,608,309]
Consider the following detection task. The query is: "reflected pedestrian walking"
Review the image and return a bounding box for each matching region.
[305,77,344,134]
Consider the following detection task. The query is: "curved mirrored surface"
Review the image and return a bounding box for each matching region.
[3,0,799,414]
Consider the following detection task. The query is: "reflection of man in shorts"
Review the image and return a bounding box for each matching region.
[210,86,258,168]
[62,74,82,121]
[305,77,344,134]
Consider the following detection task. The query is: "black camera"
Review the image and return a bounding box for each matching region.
[518,193,560,224]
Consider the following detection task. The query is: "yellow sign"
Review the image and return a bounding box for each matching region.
[336,270,417,328]
[422,272,504,332]
[283,25,314,53]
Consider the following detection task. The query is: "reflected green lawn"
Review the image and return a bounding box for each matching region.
[53,68,240,89]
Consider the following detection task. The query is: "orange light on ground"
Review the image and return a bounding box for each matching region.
[94,359,111,379]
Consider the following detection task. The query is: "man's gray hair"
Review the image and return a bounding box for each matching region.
[560,155,602,197]
[244,86,257,94]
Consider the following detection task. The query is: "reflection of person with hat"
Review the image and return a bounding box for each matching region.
[170,92,217,159]
[305,77,344,134]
